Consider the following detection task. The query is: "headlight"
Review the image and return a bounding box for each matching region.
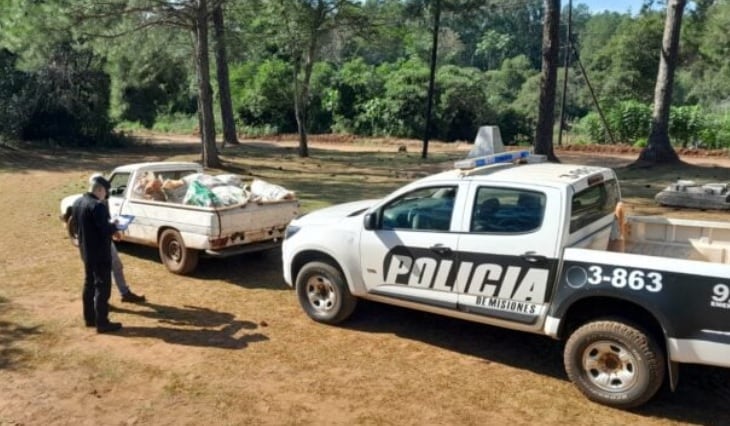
[284,225,301,240]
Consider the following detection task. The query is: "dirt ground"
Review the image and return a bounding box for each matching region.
[1,135,730,426]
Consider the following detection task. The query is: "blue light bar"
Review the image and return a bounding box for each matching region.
[454,150,530,169]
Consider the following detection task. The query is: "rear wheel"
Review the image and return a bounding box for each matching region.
[564,319,665,408]
[158,229,199,274]
[295,261,357,324]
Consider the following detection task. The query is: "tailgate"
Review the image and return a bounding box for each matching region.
[217,200,299,242]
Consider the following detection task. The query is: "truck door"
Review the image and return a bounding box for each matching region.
[359,183,466,310]
[455,184,562,328]
[107,172,130,217]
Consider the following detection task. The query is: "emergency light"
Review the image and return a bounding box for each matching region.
[454,150,531,170]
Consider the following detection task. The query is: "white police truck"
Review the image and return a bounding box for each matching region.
[282,151,730,408]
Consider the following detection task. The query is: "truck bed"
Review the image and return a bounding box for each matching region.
[613,216,730,264]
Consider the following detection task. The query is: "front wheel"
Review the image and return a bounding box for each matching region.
[158,229,199,275]
[564,319,665,409]
[295,261,357,324]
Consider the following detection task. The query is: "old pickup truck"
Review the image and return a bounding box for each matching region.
[282,151,730,408]
[61,161,298,274]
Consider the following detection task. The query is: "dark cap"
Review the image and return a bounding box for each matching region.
[92,175,111,191]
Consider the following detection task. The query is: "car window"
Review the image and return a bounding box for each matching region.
[570,179,620,233]
[108,173,130,197]
[381,186,457,231]
[470,187,545,233]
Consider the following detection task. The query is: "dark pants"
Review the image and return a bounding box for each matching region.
[82,261,112,326]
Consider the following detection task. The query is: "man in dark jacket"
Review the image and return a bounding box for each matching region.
[72,175,122,333]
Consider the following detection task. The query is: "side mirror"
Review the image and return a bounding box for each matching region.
[363,212,378,230]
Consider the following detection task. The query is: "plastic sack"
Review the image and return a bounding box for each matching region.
[215,174,244,188]
[250,179,295,202]
[211,185,249,207]
[183,180,220,207]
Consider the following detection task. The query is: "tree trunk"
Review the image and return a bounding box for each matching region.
[212,5,239,148]
[534,0,560,162]
[293,61,309,158]
[194,0,220,168]
[637,0,685,164]
[294,35,317,158]
[422,0,441,160]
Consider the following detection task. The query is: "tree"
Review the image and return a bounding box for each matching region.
[212,4,239,147]
[637,0,687,164]
[534,0,559,161]
[253,0,366,158]
[62,0,225,167]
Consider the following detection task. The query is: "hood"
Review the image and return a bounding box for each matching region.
[294,199,379,226]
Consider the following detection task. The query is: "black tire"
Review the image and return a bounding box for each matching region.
[66,214,79,247]
[295,261,357,324]
[564,319,665,409]
[158,229,199,275]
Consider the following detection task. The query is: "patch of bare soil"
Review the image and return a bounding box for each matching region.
[1,137,729,426]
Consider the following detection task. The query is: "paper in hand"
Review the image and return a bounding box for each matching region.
[112,214,135,231]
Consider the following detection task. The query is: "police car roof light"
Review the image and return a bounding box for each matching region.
[454,150,531,170]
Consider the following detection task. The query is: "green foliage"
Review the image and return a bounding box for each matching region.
[230,59,296,133]
[633,137,648,148]
[669,105,704,147]
[308,62,337,133]
[584,12,663,103]
[113,36,196,129]
[435,65,494,141]
[0,49,32,142]
[150,113,199,134]
[22,43,115,145]
[607,100,652,144]
[329,58,386,134]
[696,113,730,149]
[379,57,430,138]
[574,112,609,144]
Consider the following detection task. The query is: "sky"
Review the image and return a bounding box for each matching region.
[577,0,646,14]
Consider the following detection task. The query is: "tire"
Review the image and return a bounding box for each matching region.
[295,261,357,324]
[158,229,199,275]
[66,215,79,247]
[564,319,665,409]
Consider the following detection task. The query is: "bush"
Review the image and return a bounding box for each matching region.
[230,59,296,133]
[119,59,195,129]
[574,112,609,143]
[0,49,32,142]
[20,43,116,146]
[669,105,704,147]
[697,113,730,149]
[435,65,496,141]
[606,100,651,144]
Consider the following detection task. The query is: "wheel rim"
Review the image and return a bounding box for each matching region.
[305,274,337,314]
[582,340,639,393]
[167,239,182,263]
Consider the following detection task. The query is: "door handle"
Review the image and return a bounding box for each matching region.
[429,244,453,256]
[521,251,547,264]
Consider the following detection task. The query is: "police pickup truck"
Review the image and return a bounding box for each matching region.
[282,151,730,408]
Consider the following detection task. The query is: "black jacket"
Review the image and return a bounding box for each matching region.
[72,192,117,265]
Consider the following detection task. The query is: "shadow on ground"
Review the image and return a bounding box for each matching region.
[110,302,268,349]
[345,300,730,425]
[115,244,288,290]
[0,296,42,370]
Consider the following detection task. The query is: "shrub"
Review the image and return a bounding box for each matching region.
[21,43,116,146]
